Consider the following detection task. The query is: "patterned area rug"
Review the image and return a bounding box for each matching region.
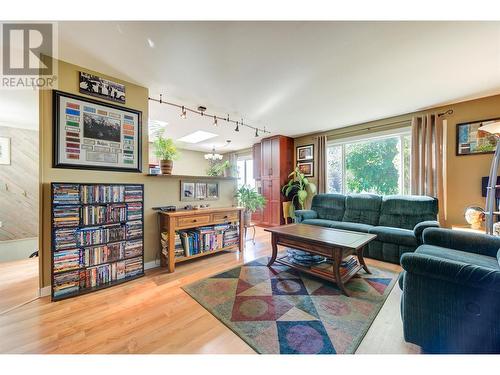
[182,257,399,354]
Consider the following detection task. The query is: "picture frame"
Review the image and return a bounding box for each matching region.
[206,182,219,200]
[195,182,207,200]
[456,118,500,156]
[296,144,314,161]
[79,71,126,104]
[0,137,11,165]
[53,90,142,172]
[180,181,196,201]
[297,161,314,177]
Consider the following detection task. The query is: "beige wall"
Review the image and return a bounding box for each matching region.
[0,126,38,240]
[39,60,236,288]
[294,94,500,228]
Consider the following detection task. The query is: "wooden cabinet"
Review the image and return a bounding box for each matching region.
[253,135,294,226]
[252,142,261,180]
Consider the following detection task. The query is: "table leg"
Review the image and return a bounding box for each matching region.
[252,225,256,245]
[333,249,350,296]
[267,233,278,266]
[357,246,371,274]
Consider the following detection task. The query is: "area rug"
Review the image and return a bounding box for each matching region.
[182,256,399,354]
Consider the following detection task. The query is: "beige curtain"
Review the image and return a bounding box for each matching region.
[317,135,327,193]
[411,114,445,223]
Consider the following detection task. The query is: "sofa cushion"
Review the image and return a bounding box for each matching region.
[498,249,500,268]
[329,221,374,233]
[369,226,417,247]
[302,218,335,227]
[379,195,438,230]
[416,245,499,270]
[342,194,381,225]
[311,194,346,221]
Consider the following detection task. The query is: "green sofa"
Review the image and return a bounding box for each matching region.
[294,193,439,264]
[399,228,500,353]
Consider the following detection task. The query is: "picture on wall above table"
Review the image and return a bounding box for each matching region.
[296,144,314,161]
[206,183,219,200]
[457,118,500,155]
[195,182,207,199]
[180,180,219,201]
[181,181,195,201]
[297,161,314,177]
[53,90,142,172]
[0,137,11,165]
[79,71,126,104]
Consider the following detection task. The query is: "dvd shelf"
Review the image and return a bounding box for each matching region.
[51,183,144,301]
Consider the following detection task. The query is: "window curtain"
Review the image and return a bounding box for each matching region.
[411,114,445,224]
[317,135,327,194]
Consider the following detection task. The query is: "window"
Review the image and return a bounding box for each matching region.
[237,158,255,188]
[327,129,411,195]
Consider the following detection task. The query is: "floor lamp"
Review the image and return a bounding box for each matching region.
[478,121,500,234]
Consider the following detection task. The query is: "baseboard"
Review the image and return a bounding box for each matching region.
[39,285,51,297]
[38,261,160,298]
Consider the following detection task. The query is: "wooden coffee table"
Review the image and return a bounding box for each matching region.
[265,224,377,296]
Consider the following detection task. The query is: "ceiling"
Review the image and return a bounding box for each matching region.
[54,22,500,151]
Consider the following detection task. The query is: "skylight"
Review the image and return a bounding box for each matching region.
[177,130,218,144]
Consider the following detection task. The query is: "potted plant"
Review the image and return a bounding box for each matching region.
[153,130,179,175]
[235,186,266,226]
[282,166,317,216]
[207,160,231,177]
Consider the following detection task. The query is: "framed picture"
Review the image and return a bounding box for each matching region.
[79,71,126,104]
[297,161,314,177]
[195,183,207,200]
[181,181,196,201]
[297,144,314,161]
[206,183,219,200]
[456,118,500,155]
[0,137,11,165]
[53,90,142,172]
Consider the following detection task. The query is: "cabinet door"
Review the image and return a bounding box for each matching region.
[261,179,272,225]
[270,201,281,226]
[261,139,272,177]
[271,137,281,178]
[252,143,261,180]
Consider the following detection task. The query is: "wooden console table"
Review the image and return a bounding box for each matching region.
[158,207,245,272]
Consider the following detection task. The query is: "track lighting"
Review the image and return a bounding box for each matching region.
[235,121,239,132]
[180,106,187,119]
[255,128,259,137]
[213,116,218,126]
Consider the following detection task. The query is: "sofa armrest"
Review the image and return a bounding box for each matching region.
[401,252,500,293]
[294,210,318,223]
[422,228,500,258]
[413,220,440,244]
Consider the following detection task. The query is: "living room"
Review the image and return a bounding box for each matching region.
[1,1,499,374]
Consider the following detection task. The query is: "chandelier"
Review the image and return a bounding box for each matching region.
[204,147,223,161]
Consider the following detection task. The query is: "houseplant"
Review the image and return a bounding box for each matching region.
[282,166,317,216]
[153,130,179,175]
[235,186,266,225]
[207,160,231,177]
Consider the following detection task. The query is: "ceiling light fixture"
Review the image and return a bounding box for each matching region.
[149,96,271,136]
[204,146,223,161]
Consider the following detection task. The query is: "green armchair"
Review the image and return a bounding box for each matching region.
[400,228,500,353]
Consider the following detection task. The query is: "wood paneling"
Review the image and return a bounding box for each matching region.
[0,227,418,354]
[0,126,38,241]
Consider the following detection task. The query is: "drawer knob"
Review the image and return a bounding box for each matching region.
[224,215,228,219]
[193,219,197,222]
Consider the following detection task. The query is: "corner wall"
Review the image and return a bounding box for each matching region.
[39,60,236,288]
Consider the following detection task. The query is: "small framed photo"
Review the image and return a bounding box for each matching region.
[195,182,207,200]
[181,181,195,201]
[297,144,314,161]
[297,161,314,177]
[0,137,11,165]
[79,71,126,104]
[206,183,219,200]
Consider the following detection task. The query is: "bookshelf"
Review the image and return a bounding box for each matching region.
[51,183,144,301]
[158,207,244,272]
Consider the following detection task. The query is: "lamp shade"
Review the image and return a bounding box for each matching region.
[478,121,500,135]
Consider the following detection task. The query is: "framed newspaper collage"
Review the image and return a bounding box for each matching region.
[53,90,142,172]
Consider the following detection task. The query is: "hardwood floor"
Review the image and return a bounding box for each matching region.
[0,227,419,354]
[0,257,39,314]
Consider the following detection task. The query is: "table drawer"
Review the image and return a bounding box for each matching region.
[176,215,211,228]
[212,211,239,223]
